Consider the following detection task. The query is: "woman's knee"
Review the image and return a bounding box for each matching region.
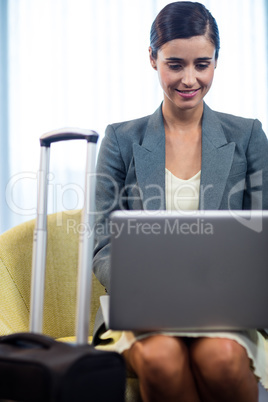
[128,335,189,383]
[190,338,251,384]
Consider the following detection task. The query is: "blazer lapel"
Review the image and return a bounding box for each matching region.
[132,103,236,211]
[200,104,235,210]
[133,105,166,210]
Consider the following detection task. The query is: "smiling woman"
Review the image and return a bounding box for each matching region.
[92,2,268,401]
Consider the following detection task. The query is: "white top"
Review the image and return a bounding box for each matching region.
[165,168,201,211]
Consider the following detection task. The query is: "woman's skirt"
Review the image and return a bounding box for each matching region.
[95,328,268,390]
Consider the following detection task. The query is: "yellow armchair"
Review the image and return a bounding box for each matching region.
[0,210,106,339]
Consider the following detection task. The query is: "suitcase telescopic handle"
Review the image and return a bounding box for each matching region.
[31,128,99,344]
[40,128,99,147]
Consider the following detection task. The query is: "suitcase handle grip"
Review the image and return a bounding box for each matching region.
[0,333,54,349]
[40,128,99,147]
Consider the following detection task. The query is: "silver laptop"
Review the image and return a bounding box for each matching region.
[108,210,268,332]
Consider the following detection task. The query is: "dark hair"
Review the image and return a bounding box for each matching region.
[150,1,220,60]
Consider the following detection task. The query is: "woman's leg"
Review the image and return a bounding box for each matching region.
[123,335,201,402]
[189,337,258,402]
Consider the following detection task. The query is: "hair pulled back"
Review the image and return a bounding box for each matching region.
[150,1,220,60]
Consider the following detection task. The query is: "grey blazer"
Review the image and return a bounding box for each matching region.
[92,103,268,338]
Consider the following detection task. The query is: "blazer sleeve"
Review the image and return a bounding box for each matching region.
[243,119,268,210]
[93,124,127,294]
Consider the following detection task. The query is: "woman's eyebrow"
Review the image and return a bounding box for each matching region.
[165,57,212,61]
[165,57,184,61]
[195,57,213,61]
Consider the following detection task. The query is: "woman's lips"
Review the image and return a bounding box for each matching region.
[175,88,201,99]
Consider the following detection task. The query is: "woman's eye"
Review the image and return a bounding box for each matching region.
[196,63,209,70]
[168,64,182,71]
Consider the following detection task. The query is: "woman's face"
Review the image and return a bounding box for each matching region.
[149,35,217,113]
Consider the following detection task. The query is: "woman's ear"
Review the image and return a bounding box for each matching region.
[149,47,157,70]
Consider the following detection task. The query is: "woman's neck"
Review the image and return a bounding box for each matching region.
[162,100,204,134]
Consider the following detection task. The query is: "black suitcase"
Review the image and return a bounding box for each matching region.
[0,129,126,402]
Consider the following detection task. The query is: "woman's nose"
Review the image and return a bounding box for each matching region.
[181,67,197,87]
